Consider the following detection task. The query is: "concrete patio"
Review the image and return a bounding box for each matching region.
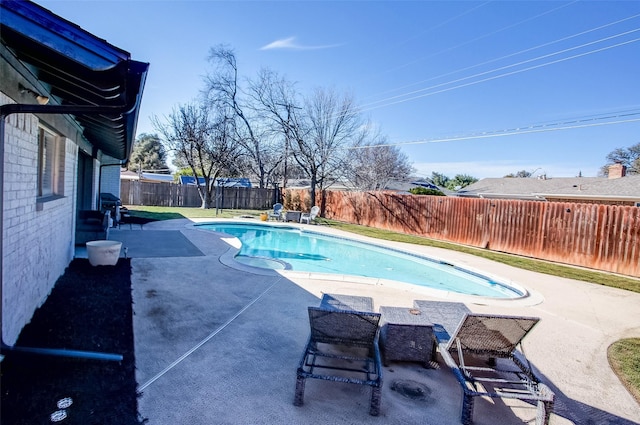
[106,218,640,424]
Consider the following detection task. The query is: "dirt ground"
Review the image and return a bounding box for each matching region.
[1,258,143,425]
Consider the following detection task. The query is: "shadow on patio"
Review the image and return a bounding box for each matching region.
[126,220,640,424]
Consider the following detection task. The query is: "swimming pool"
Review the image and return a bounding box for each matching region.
[197,222,524,299]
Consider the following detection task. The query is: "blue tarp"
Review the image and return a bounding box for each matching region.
[411,181,440,190]
[179,176,205,186]
[179,176,252,188]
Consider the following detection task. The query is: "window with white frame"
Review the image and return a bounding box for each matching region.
[37,126,62,197]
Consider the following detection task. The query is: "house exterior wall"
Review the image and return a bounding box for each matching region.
[1,92,79,344]
[100,161,122,198]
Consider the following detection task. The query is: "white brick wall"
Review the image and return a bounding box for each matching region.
[2,93,77,344]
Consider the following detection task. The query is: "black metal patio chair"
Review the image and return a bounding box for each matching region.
[294,306,383,416]
[438,313,555,425]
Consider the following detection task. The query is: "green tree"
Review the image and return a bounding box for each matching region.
[504,170,532,178]
[430,172,450,187]
[601,142,640,176]
[446,174,478,191]
[409,187,444,196]
[127,133,169,172]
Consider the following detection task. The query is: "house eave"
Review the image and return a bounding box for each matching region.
[534,193,640,202]
[0,0,149,161]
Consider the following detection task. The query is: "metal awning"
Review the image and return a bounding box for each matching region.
[0,0,149,160]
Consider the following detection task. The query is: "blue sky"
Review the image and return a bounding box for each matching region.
[38,0,640,179]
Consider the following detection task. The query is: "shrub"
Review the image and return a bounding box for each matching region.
[409,187,445,196]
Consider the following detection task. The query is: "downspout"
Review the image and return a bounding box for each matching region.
[0,102,139,362]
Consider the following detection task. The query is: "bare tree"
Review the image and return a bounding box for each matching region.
[600,142,640,176]
[152,102,241,208]
[347,131,414,190]
[251,69,395,204]
[253,81,365,205]
[204,46,282,188]
[296,88,362,206]
[246,68,301,189]
[504,170,533,178]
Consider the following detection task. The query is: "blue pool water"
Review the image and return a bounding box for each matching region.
[197,222,524,299]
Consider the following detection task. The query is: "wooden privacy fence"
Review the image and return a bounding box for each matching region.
[285,189,639,277]
[121,180,275,210]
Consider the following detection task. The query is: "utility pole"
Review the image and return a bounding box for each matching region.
[283,134,289,190]
[276,102,301,190]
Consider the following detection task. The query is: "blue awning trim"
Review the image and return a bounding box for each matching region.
[0,0,149,160]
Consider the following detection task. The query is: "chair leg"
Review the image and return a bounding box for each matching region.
[461,392,474,425]
[294,375,306,407]
[369,386,381,416]
[535,400,554,425]
[536,385,555,425]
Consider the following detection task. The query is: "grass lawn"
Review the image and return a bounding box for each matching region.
[608,339,640,404]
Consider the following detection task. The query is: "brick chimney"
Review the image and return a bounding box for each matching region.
[608,163,627,179]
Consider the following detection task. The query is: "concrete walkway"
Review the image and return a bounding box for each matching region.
[109,218,640,425]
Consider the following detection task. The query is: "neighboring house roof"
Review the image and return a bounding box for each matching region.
[385,178,453,195]
[179,176,252,188]
[120,170,139,180]
[285,179,356,191]
[216,178,252,188]
[458,175,640,202]
[411,180,440,190]
[141,173,174,183]
[121,170,174,183]
[0,0,149,161]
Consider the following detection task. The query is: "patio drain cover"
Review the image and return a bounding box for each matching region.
[391,379,432,402]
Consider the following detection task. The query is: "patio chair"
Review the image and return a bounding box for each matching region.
[75,210,110,245]
[268,203,283,221]
[294,306,383,416]
[300,205,320,224]
[437,313,555,425]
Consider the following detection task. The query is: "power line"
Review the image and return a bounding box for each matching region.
[355,37,640,114]
[390,1,493,51]
[359,29,640,112]
[375,0,581,82]
[367,12,640,101]
[297,7,640,148]
[347,110,640,149]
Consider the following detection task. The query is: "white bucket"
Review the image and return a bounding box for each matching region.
[86,240,122,266]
